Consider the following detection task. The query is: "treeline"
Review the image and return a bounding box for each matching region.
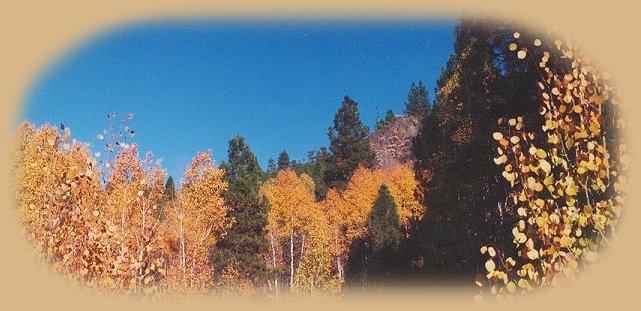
[11,18,627,299]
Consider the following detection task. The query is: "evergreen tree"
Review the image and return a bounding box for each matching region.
[367,185,402,285]
[376,109,396,130]
[277,150,290,170]
[324,95,376,190]
[291,147,330,200]
[368,185,402,251]
[209,135,271,287]
[158,176,175,220]
[410,19,543,282]
[266,158,277,176]
[403,81,430,117]
[384,109,395,125]
[345,185,402,288]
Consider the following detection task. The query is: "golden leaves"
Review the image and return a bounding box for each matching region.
[559,236,573,248]
[494,155,507,165]
[481,32,625,299]
[485,259,496,272]
[506,281,516,293]
[488,247,497,258]
[539,160,551,174]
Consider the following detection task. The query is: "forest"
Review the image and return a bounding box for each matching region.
[10,19,628,300]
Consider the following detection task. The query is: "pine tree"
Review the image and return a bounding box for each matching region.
[403,81,430,117]
[277,150,290,171]
[345,184,402,287]
[369,185,402,250]
[209,135,270,288]
[324,95,376,190]
[376,109,396,130]
[410,19,541,281]
[158,176,175,220]
[291,147,330,200]
[266,158,277,176]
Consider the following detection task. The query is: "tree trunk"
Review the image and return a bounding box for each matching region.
[290,228,294,290]
[270,234,279,296]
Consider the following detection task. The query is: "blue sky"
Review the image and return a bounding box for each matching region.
[21,19,456,180]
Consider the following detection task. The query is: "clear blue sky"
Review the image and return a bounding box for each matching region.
[21,19,456,180]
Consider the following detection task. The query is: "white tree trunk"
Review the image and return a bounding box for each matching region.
[290,228,294,290]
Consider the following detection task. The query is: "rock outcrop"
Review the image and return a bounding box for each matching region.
[369,115,421,170]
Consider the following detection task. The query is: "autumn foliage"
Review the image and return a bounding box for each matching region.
[10,20,627,300]
[477,33,627,299]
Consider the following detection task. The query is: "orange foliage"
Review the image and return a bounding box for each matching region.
[261,169,339,295]
[478,34,627,299]
[320,164,424,282]
[161,151,228,294]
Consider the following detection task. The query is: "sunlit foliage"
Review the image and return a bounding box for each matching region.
[478,33,627,299]
[261,169,340,296]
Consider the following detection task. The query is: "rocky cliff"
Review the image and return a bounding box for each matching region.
[369,115,421,170]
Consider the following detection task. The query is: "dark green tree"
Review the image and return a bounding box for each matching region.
[291,147,330,200]
[277,150,290,171]
[368,185,402,252]
[266,158,277,176]
[403,81,430,117]
[345,185,402,288]
[209,135,271,288]
[367,185,402,286]
[409,19,545,283]
[324,95,376,190]
[376,109,396,130]
[158,176,175,220]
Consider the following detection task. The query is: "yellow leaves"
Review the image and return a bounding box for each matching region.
[534,198,545,207]
[559,236,573,248]
[383,165,425,226]
[539,159,551,174]
[506,281,517,293]
[483,35,624,295]
[488,247,497,258]
[517,278,531,290]
[572,105,583,114]
[492,132,504,140]
[508,43,518,51]
[485,259,496,272]
[506,257,516,268]
[543,119,557,131]
[264,169,319,234]
[517,50,527,59]
[512,226,527,244]
[494,155,508,165]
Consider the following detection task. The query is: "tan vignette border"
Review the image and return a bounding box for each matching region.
[0,0,639,310]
